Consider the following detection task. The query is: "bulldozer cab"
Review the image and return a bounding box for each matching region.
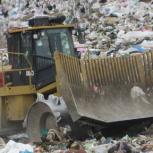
[7,25,75,88]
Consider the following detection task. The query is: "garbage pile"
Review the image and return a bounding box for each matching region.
[34,131,153,153]
[0,0,153,57]
[0,0,153,58]
[3,127,153,153]
[73,0,153,58]
[69,0,153,58]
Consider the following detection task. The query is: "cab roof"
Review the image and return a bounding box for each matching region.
[8,24,74,34]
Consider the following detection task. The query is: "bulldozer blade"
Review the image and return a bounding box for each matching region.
[55,52,153,123]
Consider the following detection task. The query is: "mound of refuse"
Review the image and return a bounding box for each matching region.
[1,0,153,56]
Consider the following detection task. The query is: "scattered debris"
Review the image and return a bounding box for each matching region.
[2,124,153,153]
[0,140,33,153]
[0,0,153,56]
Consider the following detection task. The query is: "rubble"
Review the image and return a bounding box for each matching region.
[0,0,153,57]
[2,125,153,153]
[44,135,153,152]
[31,123,153,153]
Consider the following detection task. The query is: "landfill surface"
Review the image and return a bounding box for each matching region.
[1,0,153,58]
[1,0,153,153]
[1,124,153,153]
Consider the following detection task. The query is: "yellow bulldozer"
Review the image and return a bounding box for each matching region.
[0,16,153,141]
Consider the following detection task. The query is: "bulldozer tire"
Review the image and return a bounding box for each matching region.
[26,101,58,142]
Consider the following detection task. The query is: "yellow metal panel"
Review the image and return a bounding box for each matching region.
[54,52,149,87]
[6,95,34,121]
[0,85,36,96]
[8,25,74,34]
[37,82,57,93]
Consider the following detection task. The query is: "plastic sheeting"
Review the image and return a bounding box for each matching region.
[0,140,33,153]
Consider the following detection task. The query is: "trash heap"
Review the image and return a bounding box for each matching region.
[3,125,153,153]
[33,128,153,153]
[1,0,153,57]
[0,0,153,57]
[73,0,153,58]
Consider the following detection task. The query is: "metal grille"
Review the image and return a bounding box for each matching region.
[57,53,151,87]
